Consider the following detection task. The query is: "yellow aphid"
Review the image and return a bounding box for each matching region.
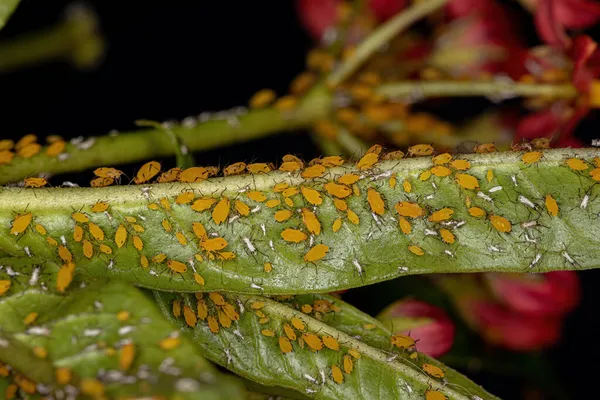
[23,312,38,325]
[0,150,14,165]
[88,222,105,241]
[389,174,397,188]
[343,355,353,374]
[157,167,182,183]
[208,315,220,333]
[249,88,276,109]
[322,335,340,351]
[455,173,479,189]
[35,223,47,235]
[191,197,217,212]
[280,161,303,172]
[590,168,600,181]
[347,209,360,224]
[216,251,236,260]
[10,213,32,235]
[159,337,181,350]
[159,197,171,211]
[321,155,344,167]
[17,142,41,158]
[183,305,197,327]
[348,349,361,359]
[333,199,347,212]
[201,237,228,251]
[324,182,352,198]
[207,292,225,306]
[132,235,143,251]
[566,158,588,171]
[194,299,208,320]
[419,170,432,181]
[133,161,161,184]
[367,188,385,216]
[55,367,72,385]
[32,346,47,359]
[190,223,207,241]
[94,167,123,179]
[223,162,247,176]
[439,229,455,244]
[301,304,313,313]
[167,260,187,273]
[429,208,453,222]
[301,186,323,205]
[152,253,167,263]
[337,174,360,185]
[432,153,452,165]
[114,224,127,248]
[423,363,445,378]
[91,201,109,212]
[161,219,172,233]
[275,210,293,222]
[281,228,308,243]
[302,333,323,350]
[474,143,497,153]
[468,207,486,217]
[117,310,130,321]
[175,191,195,205]
[140,255,149,268]
[261,329,275,337]
[332,364,344,384]
[274,95,297,111]
[399,216,412,235]
[490,215,512,233]
[23,177,48,188]
[545,194,559,216]
[247,163,272,174]
[0,139,14,150]
[82,240,93,258]
[486,169,494,183]
[289,317,305,332]
[304,244,329,262]
[279,336,293,353]
[58,245,72,263]
[430,166,452,177]
[176,232,188,246]
[522,151,543,164]
[356,152,379,170]
[301,208,321,235]
[408,245,424,256]
[16,134,37,150]
[391,334,415,348]
[408,144,434,156]
[125,216,136,223]
[119,343,135,371]
[99,244,113,254]
[172,300,182,317]
[265,199,280,208]
[71,212,89,223]
[283,324,297,340]
[222,303,240,321]
[395,202,425,218]
[302,164,326,179]
[56,263,75,293]
[235,200,250,216]
[218,308,233,328]
[332,217,343,232]
[246,190,267,203]
[450,159,471,170]
[290,71,316,94]
[261,261,272,273]
[282,187,299,198]
[47,237,58,247]
[425,390,447,400]
[90,176,114,187]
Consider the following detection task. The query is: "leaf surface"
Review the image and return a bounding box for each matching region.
[0,0,20,30]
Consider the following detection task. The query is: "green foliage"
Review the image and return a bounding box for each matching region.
[0,0,20,30]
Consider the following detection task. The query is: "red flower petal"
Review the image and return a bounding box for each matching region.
[369,0,409,21]
[296,0,340,40]
[570,35,598,91]
[535,0,570,48]
[554,0,600,29]
[516,109,562,140]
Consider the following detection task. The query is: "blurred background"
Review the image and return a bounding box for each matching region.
[2,1,600,398]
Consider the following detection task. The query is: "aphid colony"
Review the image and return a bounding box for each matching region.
[2,146,600,296]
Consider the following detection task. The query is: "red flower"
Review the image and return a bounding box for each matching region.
[296,0,340,41]
[368,0,409,21]
[378,299,455,357]
[471,302,562,351]
[485,272,580,318]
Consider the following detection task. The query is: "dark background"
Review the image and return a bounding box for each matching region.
[2,1,600,399]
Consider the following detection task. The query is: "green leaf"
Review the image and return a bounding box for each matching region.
[0,280,244,399]
[0,148,599,295]
[0,0,20,30]
[154,291,499,400]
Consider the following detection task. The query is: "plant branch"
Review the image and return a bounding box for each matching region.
[327,0,449,87]
[0,0,21,30]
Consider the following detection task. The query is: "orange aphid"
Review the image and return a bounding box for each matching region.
[590,168,600,181]
[223,162,246,176]
[279,336,293,353]
[235,200,250,216]
[152,253,167,263]
[300,209,320,235]
[249,89,276,109]
[191,197,217,212]
[566,158,588,171]
[391,333,415,348]
[194,273,205,286]
[265,199,280,208]
[159,337,181,350]
[275,209,293,222]
[395,202,425,218]
[304,244,329,262]
[279,161,303,172]
[196,299,208,320]
[489,215,512,233]
[0,150,14,165]
[201,237,228,251]
[290,71,316,94]
[16,134,37,150]
[58,245,73,263]
[425,390,447,400]
[157,167,182,183]
[408,245,425,256]
[302,333,323,350]
[367,188,385,216]
[486,169,494,182]
[337,174,360,185]
[91,176,114,187]
[94,167,123,179]
[423,363,445,378]
[399,216,412,235]
[167,260,187,273]
[430,166,452,177]
[175,191,195,205]
[389,174,397,188]
[0,280,10,296]
[322,335,340,351]
[159,197,171,211]
[282,187,299,198]
[183,305,197,327]
[0,139,13,150]
[23,312,38,325]
[207,315,220,333]
[432,153,452,165]
[439,229,455,244]
[35,223,47,235]
[290,317,305,331]
[71,212,89,223]
[283,324,297,340]
[56,263,75,293]
[429,208,453,222]
[217,308,232,328]
[332,218,343,232]
[450,159,471,170]
[133,161,161,184]
[347,209,360,224]
[274,95,297,111]
[82,239,93,258]
[332,365,344,384]
[468,207,486,217]
[545,194,559,216]
[302,164,326,179]
[356,152,379,170]
[91,201,109,212]
[281,229,308,243]
[455,173,479,189]
[172,300,182,317]
[115,225,127,248]
[212,197,230,225]
[99,244,113,254]
[261,329,275,337]
[343,355,353,374]
[17,143,41,158]
[119,343,135,371]
[55,367,72,385]
[301,186,323,205]
[333,199,348,211]
[246,190,267,202]
[23,177,48,188]
[10,213,32,235]
[324,182,352,198]
[161,219,172,232]
[522,151,543,164]
[245,163,270,174]
[321,155,344,167]
[263,262,273,272]
[474,143,497,153]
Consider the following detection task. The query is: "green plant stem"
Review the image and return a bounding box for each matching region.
[0,4,104,73]
[377,80,577,101]
[0,85,332,185]
[327,0,448,86]
[0,0,21,30]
